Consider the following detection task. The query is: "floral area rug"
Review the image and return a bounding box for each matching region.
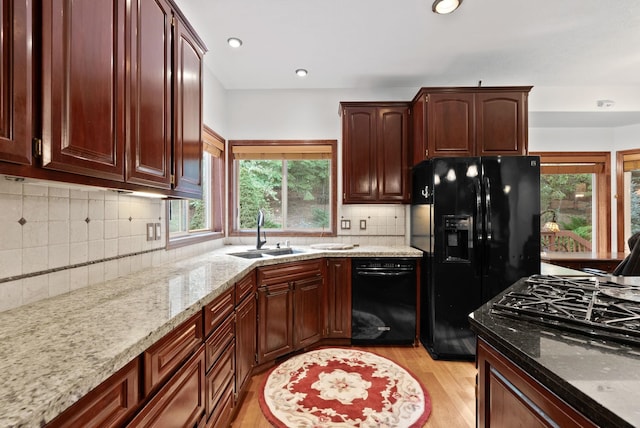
[259,348,431,427]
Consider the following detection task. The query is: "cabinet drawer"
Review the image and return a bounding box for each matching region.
[143,312,203,395]
[257,259,323,286]
[235,271,256,304]
[129,345,206,427]
[205,341,235,420]
[203,286,235,337]
[46,359,140,428]
[206,379,234,428]
[205,313,235,372]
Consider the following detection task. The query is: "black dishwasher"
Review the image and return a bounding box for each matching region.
[351,258,416,345]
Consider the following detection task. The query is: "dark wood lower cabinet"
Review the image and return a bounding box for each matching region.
[257,281,294,363]
[477,338,597,428]
[235,290,257,398]
[46,359,140,428]
[293,275,324,348]
[325,258,352,339]
[128,345,206,427]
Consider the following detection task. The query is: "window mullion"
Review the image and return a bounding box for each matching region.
[282,160,288,230]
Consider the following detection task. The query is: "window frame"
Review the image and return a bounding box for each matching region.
[615,148,640,252]
[532,151,611,253]
[227,139,338,237]
[166,125,225,249]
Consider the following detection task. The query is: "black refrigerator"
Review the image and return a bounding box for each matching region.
[411,156,541,360]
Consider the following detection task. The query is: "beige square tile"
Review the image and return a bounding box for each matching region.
[22,276,49,305]
[88,190,105,201]
[104,200,118,220]
[104,219,118,239]
[69,189,89,200]
[88,239,104,261]
[48,220,70,245]
[69,242,88,265]
[105,190,118,201]
[118,257,132,276]
[104,259,119,281]
[118,236,132,255]
[0,220,22,250]
[23,183,48,197]
[118,218,132,237]
[118,196,132,219]
[0,178,23,195]
[22,221,48,248]
[48,244,70,269]
[88,263,105,285]
[88,220,104,241]
[0,193,22,221]
[23,246,48,273]
[48,186,69,198]
[69,220,88,243]
[69,266,89,291]
[48,197,69,221]
[69,198,88,221]
[49,270,70,297]
[0,279,23,312]
[104,238,118,258]
[23,195,48,221]
[88,198,104,221]
[0,248,22,278]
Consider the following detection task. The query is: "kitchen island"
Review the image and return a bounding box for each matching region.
[470,275,640,427]
[0,245,420,427]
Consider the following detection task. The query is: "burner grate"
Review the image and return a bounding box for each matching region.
[492,275,640,346]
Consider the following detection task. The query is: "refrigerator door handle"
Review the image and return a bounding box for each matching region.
[484,176,492,241]
[474,178,483,245]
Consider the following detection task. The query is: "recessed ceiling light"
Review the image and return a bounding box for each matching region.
[227,37,243,48]
[432,0,462,14]
[295,69,308,77]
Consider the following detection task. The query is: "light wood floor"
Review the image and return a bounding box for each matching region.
[231,345,477,427]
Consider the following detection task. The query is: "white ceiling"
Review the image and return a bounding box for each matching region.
[174,0,640,126]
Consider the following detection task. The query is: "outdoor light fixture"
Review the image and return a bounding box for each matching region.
[432,0,462,14]
[540,209,560,233]
[227,37,242,48]
[295,68,308,77]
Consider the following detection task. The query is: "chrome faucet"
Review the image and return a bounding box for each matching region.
[256,209,267,249]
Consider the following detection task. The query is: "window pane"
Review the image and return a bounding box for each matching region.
[541,173,594,250]
[188,153,212,232]
[238,160,283,229]
[169,200,187,234]
[286,159,330,229]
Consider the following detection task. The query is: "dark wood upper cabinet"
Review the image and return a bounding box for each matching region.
[126,0,173,189]
[41,0,126,181]
[172,17,204,198]
[341,102,410,204]
[411,87,532,165]
[0,0,33,165]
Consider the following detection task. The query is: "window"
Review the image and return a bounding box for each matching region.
[168,125,225,247]
[228,140,337,236]
[533,152,611,253]
[616,149,640,251]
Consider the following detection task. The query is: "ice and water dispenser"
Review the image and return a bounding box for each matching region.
[442,215,472,262]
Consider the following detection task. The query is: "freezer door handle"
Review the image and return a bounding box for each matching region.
[484,176,492,241]
[473,177,483,245]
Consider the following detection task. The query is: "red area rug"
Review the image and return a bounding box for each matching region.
[259,348,431,427]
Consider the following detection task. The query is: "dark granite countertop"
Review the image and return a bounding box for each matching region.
[469,277,640,428]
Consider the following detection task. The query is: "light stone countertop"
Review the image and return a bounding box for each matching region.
[0,245,421,427]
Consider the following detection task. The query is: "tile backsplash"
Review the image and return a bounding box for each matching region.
[0,178,221,313]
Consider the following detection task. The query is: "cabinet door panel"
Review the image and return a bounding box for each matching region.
[0,0,32,165]
[42,0,125,180]
[294,275,323,349]
[342,106,377,202]
[127,0,172,188]
[410,94,427,165]
[173,20,203,197]
[377,107,409,202]
[235,293,256,397]
[427,93,474,158]
[257,282,293,363]
[476,92,527,156]
[326,258,351,338]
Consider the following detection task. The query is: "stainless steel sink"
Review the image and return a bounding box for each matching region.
[229,247,303,259]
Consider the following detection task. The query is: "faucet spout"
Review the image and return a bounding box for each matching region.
[256,210,267,249]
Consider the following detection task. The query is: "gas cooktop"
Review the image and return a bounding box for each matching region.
[492,274,640,346]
